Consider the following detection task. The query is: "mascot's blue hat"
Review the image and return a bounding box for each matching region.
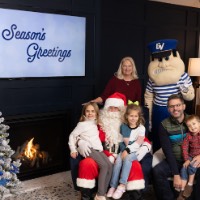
[148,39,178,54]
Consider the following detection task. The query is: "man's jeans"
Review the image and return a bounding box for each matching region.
[153,160,178,200]
[110,152,137,188]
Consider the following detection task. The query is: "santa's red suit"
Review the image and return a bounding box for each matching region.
[77,125,151,191]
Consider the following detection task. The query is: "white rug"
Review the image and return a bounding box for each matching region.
[2,171,156,200]
[3,171,80,200]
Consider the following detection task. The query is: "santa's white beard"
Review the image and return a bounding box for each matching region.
[99,110,123,152]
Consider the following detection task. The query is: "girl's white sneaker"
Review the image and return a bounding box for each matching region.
[106,187,116,198]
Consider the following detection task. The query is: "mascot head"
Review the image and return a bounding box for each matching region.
[147,39,185,86]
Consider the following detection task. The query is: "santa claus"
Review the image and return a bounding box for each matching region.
[72,93,152,200]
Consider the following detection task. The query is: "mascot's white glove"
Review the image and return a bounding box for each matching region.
[77,140,92,158]
[178,80,190,93]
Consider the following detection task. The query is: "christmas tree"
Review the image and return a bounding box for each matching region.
[0,112,21,197]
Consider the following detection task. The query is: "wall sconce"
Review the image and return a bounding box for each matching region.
[187,58,200,113]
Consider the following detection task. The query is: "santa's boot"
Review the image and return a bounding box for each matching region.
[120,191,131,200]
[121,190,142,200]
[79,187,94,200]
[131,190,143,200]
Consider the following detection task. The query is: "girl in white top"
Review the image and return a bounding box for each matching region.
[68,102,112,200]
[107,104,146,199]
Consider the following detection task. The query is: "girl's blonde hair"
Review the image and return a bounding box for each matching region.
[124,104,145,126]
[185,114,200,124]
[79,102,99,122]
[115,57,139,80]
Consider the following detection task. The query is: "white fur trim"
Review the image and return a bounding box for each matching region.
[76,178,95,189]
[126,179,145,191]
[136,146,149,162]
[152,148,165,168]
[104,98,124,109]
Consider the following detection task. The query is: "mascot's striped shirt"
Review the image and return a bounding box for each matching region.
[146,72,192,106]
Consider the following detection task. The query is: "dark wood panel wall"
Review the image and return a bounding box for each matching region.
[98,0,147,98]
[0,0,199,126]
[144,2,200,111]
[98,0,200,111]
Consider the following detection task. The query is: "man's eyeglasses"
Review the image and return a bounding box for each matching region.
[168,103,183,109]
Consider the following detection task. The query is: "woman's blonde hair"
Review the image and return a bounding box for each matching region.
[124,104,145,126]
[115,57,139,80]
[79,102,99,123]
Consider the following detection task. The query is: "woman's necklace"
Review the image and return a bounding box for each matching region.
[124,80,131,86]
[124,76,132,86]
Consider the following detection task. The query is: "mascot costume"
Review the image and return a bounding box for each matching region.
[75,92,152,200]
[144,39,194,152]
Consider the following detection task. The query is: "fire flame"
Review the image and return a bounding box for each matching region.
[24,138,37,159]
[22,137,49,167]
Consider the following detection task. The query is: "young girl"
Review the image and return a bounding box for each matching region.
[68,102,112,200]
[107,104,145,199]
[177,115,200,200]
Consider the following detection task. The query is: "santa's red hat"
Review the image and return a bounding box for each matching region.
[104,92,127,109]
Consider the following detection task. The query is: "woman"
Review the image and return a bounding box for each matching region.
[91,57,142,104]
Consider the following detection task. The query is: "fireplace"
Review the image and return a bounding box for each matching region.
[5,111,70,180]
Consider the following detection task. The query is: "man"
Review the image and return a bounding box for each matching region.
[75,92,152,200]
[153,94,200,200]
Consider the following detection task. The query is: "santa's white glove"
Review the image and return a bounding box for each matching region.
[108,153,117,164]
[108,156,115,164]
[136,146,149,161]
[136,142,152,161]
[77,140,92,158]
[127,142,140,153]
